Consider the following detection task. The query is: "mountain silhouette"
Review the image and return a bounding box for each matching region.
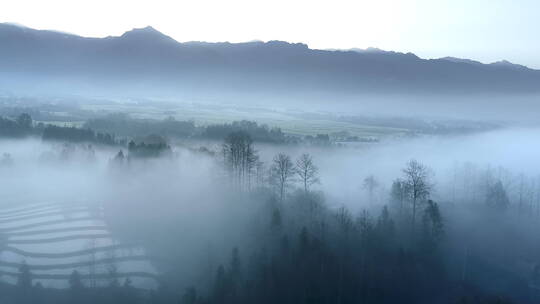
[1,23,539,98]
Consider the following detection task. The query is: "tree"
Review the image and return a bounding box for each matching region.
[16,113,32,130]
[357,210,374,243]
[390,178,407,217]
[113,150,125,164]
[270,153,295,201]
[230,247,242,280]
[402,160,432,236]
[69,270,84,290]
[17,262,32,290]
[212,265,228,303]
[336,206,354,235]
[127,136,172,159]
[271,207,282,230]
[421,200,444,249]
[107,265,120,289]
[376,206,395,241]
[299,227,310,254]
[69,270,85,303]
[123,277,133,289]
[229,247,242,299]
[121,277,140,304]
[17,262,33,304]
[222,131,258,190]
[486,180,510,211]
[363,175,379,204]
[295,153,320,193]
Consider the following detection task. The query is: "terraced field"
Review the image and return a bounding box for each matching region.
[0,202,159,288]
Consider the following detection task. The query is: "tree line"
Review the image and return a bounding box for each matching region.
[0,113,119,146]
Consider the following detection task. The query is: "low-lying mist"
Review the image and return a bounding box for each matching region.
[257,127,540,208]
[2,126,540,302]
[3,127,539,209]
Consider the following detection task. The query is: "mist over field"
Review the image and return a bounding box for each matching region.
[1,7,540,304]
[4,126,540,205]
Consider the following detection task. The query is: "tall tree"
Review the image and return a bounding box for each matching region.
[222,131,258,190]
[17,262,32,290]
[271,207,283,231]
[421,200,444,249]
[390,178,407,217]
[486,180,510,211]
[402,159,432,236]
[212,265,228,303]
[270,153,295,201]
[376,206,395,241]
[69,270,85,303]
[295,153,320,193]
[69,270,84,290]
[17,262,33,304]
[230,247,242,281]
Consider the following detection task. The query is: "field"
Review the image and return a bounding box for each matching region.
[1,96,496,140]
[81,101,410,138]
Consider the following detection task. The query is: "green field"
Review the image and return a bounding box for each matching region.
[81,102,409,138]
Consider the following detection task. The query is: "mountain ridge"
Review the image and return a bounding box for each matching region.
[2,23,532,69]
[0,23,539,98]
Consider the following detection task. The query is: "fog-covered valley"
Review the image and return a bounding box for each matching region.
[2,5,540,303]
[4,126,540,209]
[2,122,540,303]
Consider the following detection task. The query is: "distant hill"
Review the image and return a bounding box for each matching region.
[0,23,539,99]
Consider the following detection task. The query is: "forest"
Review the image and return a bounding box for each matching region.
[1,119,540,304]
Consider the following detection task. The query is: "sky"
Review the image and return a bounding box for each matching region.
[1,0,539,68]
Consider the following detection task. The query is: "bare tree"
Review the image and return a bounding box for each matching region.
[402,159,432,235]
[270,153,295,201]
[363,175,379,204]
[222,132,258,191]
[295,153,320,193]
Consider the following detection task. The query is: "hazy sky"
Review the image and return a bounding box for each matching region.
[1,0,538,68]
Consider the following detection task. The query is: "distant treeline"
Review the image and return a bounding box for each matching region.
[42,125,117,145]
[0,113,34,137]
[85,115,292,143]
[2,113,349,147]
[202,120,287,143]
[0,114,120,146]
[84,114,196,139]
